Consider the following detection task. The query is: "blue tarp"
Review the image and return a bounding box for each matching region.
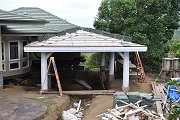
[166,80,180,102]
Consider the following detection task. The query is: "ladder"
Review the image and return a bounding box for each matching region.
[135,52,147,82]
[40,57,62,96]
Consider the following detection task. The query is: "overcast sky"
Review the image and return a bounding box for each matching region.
[0,0,102,28]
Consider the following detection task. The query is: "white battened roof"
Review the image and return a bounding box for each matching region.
[24,30,147,52]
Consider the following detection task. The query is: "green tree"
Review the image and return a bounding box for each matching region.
[169,39,180,58]
[94,0,179,72]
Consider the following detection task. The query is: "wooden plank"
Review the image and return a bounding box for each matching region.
[151,81,164,115]
[154,84,163,114]
[151,81,157,95]
[125,108,143,116]
[128,115,140,120]
[108,109,124,119]
[76,100,81,112]
[42,90,115,95]
[158,84,165,99]
[74,79,92,90]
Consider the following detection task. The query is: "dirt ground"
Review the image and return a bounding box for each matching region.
[0,86,70,120]
[82,74,155,119]
[0,73,155,120]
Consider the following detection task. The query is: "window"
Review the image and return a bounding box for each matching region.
[9,42,19,60]
[23,60,29,68]
[2,64,5,71]
[2,42,5,61]
[10,62,19,70]
[23,41,28,58]
[9,41,20,70]
[22,41,29,68]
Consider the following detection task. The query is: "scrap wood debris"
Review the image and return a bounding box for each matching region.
[151,80,180,115]
[98,101,165,120]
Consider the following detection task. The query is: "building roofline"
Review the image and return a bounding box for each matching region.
[0,9,48,23]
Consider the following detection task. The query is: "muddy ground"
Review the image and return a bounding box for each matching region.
[0,73,156,120]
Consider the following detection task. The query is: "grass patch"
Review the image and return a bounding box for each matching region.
[26,97,53,114]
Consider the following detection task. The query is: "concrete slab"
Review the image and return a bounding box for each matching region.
[0,98,47,120]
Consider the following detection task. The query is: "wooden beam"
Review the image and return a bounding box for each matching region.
[41,90,115,95]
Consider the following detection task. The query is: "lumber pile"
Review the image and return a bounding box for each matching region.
[151,81,170,114]
[113,92,156,110]
[98,101,165,120]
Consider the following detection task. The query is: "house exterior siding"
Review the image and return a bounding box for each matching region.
[0,26,2,71]
[2,36,31,78]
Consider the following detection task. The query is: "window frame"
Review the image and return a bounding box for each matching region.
[22,40,29,68]
[22,40,29,59]
[2,41,5,61]
[22,60,29,68]
[2,63,5,71]
[9,41,20,61]
[9,61,20,70]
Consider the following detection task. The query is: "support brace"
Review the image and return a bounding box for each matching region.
[118,52,124,59]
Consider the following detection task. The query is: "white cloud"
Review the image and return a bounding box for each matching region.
[0,0,102,28]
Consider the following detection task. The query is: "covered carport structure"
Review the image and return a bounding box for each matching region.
[24,28,147,92]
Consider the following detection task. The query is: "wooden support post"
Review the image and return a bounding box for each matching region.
[122,52,130,92]
[101,52,105,67]
[41,52,48,91]
[109,52,115,80]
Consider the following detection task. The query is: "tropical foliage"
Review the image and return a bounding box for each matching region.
[94,0,179,72]
[169,39,180,58]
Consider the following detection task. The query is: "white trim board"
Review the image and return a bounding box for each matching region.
[24,46,147,52]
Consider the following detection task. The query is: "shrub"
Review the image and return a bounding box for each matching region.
[169,39,180,58]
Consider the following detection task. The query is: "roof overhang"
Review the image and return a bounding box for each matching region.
[0,21,47,26]
[24,46,147,53]
[24,29,148,53]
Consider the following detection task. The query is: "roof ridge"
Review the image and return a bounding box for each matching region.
[7,7,79,34]
[38,8,78,27]
[57,27,132,42]
[0,9,47,23]
[10,7,77,26]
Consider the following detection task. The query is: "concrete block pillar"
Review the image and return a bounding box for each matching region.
[109,52,115,80]
[122,52,130,92]
[41,52,48,91]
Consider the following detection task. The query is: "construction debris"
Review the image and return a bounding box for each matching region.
[151,80,180,117]
[98,101,165,120]
[62,100,84,120]
[98,91,166,120]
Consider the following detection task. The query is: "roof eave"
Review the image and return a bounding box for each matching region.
[24,46,148,53]
[0,20,47,25]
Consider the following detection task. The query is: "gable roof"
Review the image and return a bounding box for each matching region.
[0,9,47,24]
[24,29,147,52]
[10,7,78,32]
